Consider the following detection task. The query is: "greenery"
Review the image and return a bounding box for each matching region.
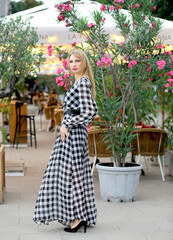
[0,16,45,98]
[0,98,10,115]
[10,0,43,14]
[52,0,173,167]
[35,75,67,95]
[93,0,173,21]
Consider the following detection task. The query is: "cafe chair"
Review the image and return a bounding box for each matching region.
[13,101,37,149]
[88,128,112,175]
[131,128,167,181]
[54,109,63,138]
[43,106,56,132]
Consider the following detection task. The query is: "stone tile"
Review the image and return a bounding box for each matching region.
[0,235,19,240]
[20,234,62,240]
[1,107,173,240]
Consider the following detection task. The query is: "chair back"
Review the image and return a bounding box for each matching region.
[54,109,63,125]
[15,101,24,118]
[88,131,112,157]
[131,128,167,156]
[44,106,56,120]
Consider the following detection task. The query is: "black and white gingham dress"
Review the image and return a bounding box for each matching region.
[33,76,98,227]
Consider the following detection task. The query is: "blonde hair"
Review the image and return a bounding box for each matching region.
[68,49,96,99]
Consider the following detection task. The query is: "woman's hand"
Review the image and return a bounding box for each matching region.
[60,125,68,142]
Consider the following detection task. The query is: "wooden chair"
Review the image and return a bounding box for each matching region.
[43,105,56,132]
[54,109,63,138]
[131,128,167,181]
[88,127,112,175]
[0,145,5,204]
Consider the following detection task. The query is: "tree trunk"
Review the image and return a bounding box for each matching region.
[0,76,16,99]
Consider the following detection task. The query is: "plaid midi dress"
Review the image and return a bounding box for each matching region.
[33,76,98,227]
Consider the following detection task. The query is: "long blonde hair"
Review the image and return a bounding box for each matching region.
[68,49,96,99]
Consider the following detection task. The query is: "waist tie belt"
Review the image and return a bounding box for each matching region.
[64,109,80,116]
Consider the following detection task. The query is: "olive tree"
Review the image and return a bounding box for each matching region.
[0,16,45,98]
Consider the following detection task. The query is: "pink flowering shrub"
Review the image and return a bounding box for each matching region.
[51,0,173,165]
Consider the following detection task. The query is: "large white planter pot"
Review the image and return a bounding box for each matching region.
[96,162,143,202]
[168,151,173,177]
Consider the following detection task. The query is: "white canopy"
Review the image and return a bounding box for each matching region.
[6,0,173,45]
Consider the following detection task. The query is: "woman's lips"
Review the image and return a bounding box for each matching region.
[72,68,77,70]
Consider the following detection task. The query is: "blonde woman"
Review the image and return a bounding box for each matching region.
[33,49,98,233]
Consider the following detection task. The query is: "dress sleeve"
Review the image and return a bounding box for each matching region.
[62,79,98,128]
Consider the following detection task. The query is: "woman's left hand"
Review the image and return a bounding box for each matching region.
[60,125,68,142]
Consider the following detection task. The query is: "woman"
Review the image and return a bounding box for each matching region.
[33,49,98,233]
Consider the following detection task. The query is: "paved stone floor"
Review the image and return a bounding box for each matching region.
[0,112,173,240]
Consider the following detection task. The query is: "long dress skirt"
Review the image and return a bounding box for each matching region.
[33,126,97,227]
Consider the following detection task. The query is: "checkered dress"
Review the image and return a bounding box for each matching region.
[33,77,98,227]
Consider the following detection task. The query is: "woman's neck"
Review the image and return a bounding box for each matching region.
[75,74,83,83]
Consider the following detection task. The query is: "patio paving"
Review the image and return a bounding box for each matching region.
[0,108,173,240]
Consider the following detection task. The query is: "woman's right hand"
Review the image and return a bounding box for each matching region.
[60,125,68,142]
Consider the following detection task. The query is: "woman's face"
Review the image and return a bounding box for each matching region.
[69,54,82,75]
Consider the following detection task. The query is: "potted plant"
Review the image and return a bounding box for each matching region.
[164,111,173,176]
[49,0,173,201]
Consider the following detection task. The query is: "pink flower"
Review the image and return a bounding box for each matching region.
[62,59,68,69]
[57,15,65,21]
[72,41,77,47]
[165,83,169,88]
[97,61,103,67]
[56,76,63,82]
[117,6,122,10]
[100,4,106,11]
[56,68,63,74]
[152,22,155,27]
[153,6,156,11]
[110,5,114,11]
[131,60,137,65]
[168,51,172,55]
[168,78,173,82]
[48,45,55,56]
[156,59,166,69]
[87,23,95,28]
[64,83,68,90]
[119,42,124,46]
[155,44,163,49]
[58,82,64,87]
[115,0,124,2]
[65,20,70,27]
[135,4,140,8]
[128,62,133,68]
[64,73,69,79]
[167,71,173,76]
[102,18,106,22]
[101,56,111,66]
[132,22,136,26]
[128,60,137,68]
[147,68,151,72]
[158,65,164,69]
[62,49,66,53]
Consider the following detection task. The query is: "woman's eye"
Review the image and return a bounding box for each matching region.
[76,60,80,62]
